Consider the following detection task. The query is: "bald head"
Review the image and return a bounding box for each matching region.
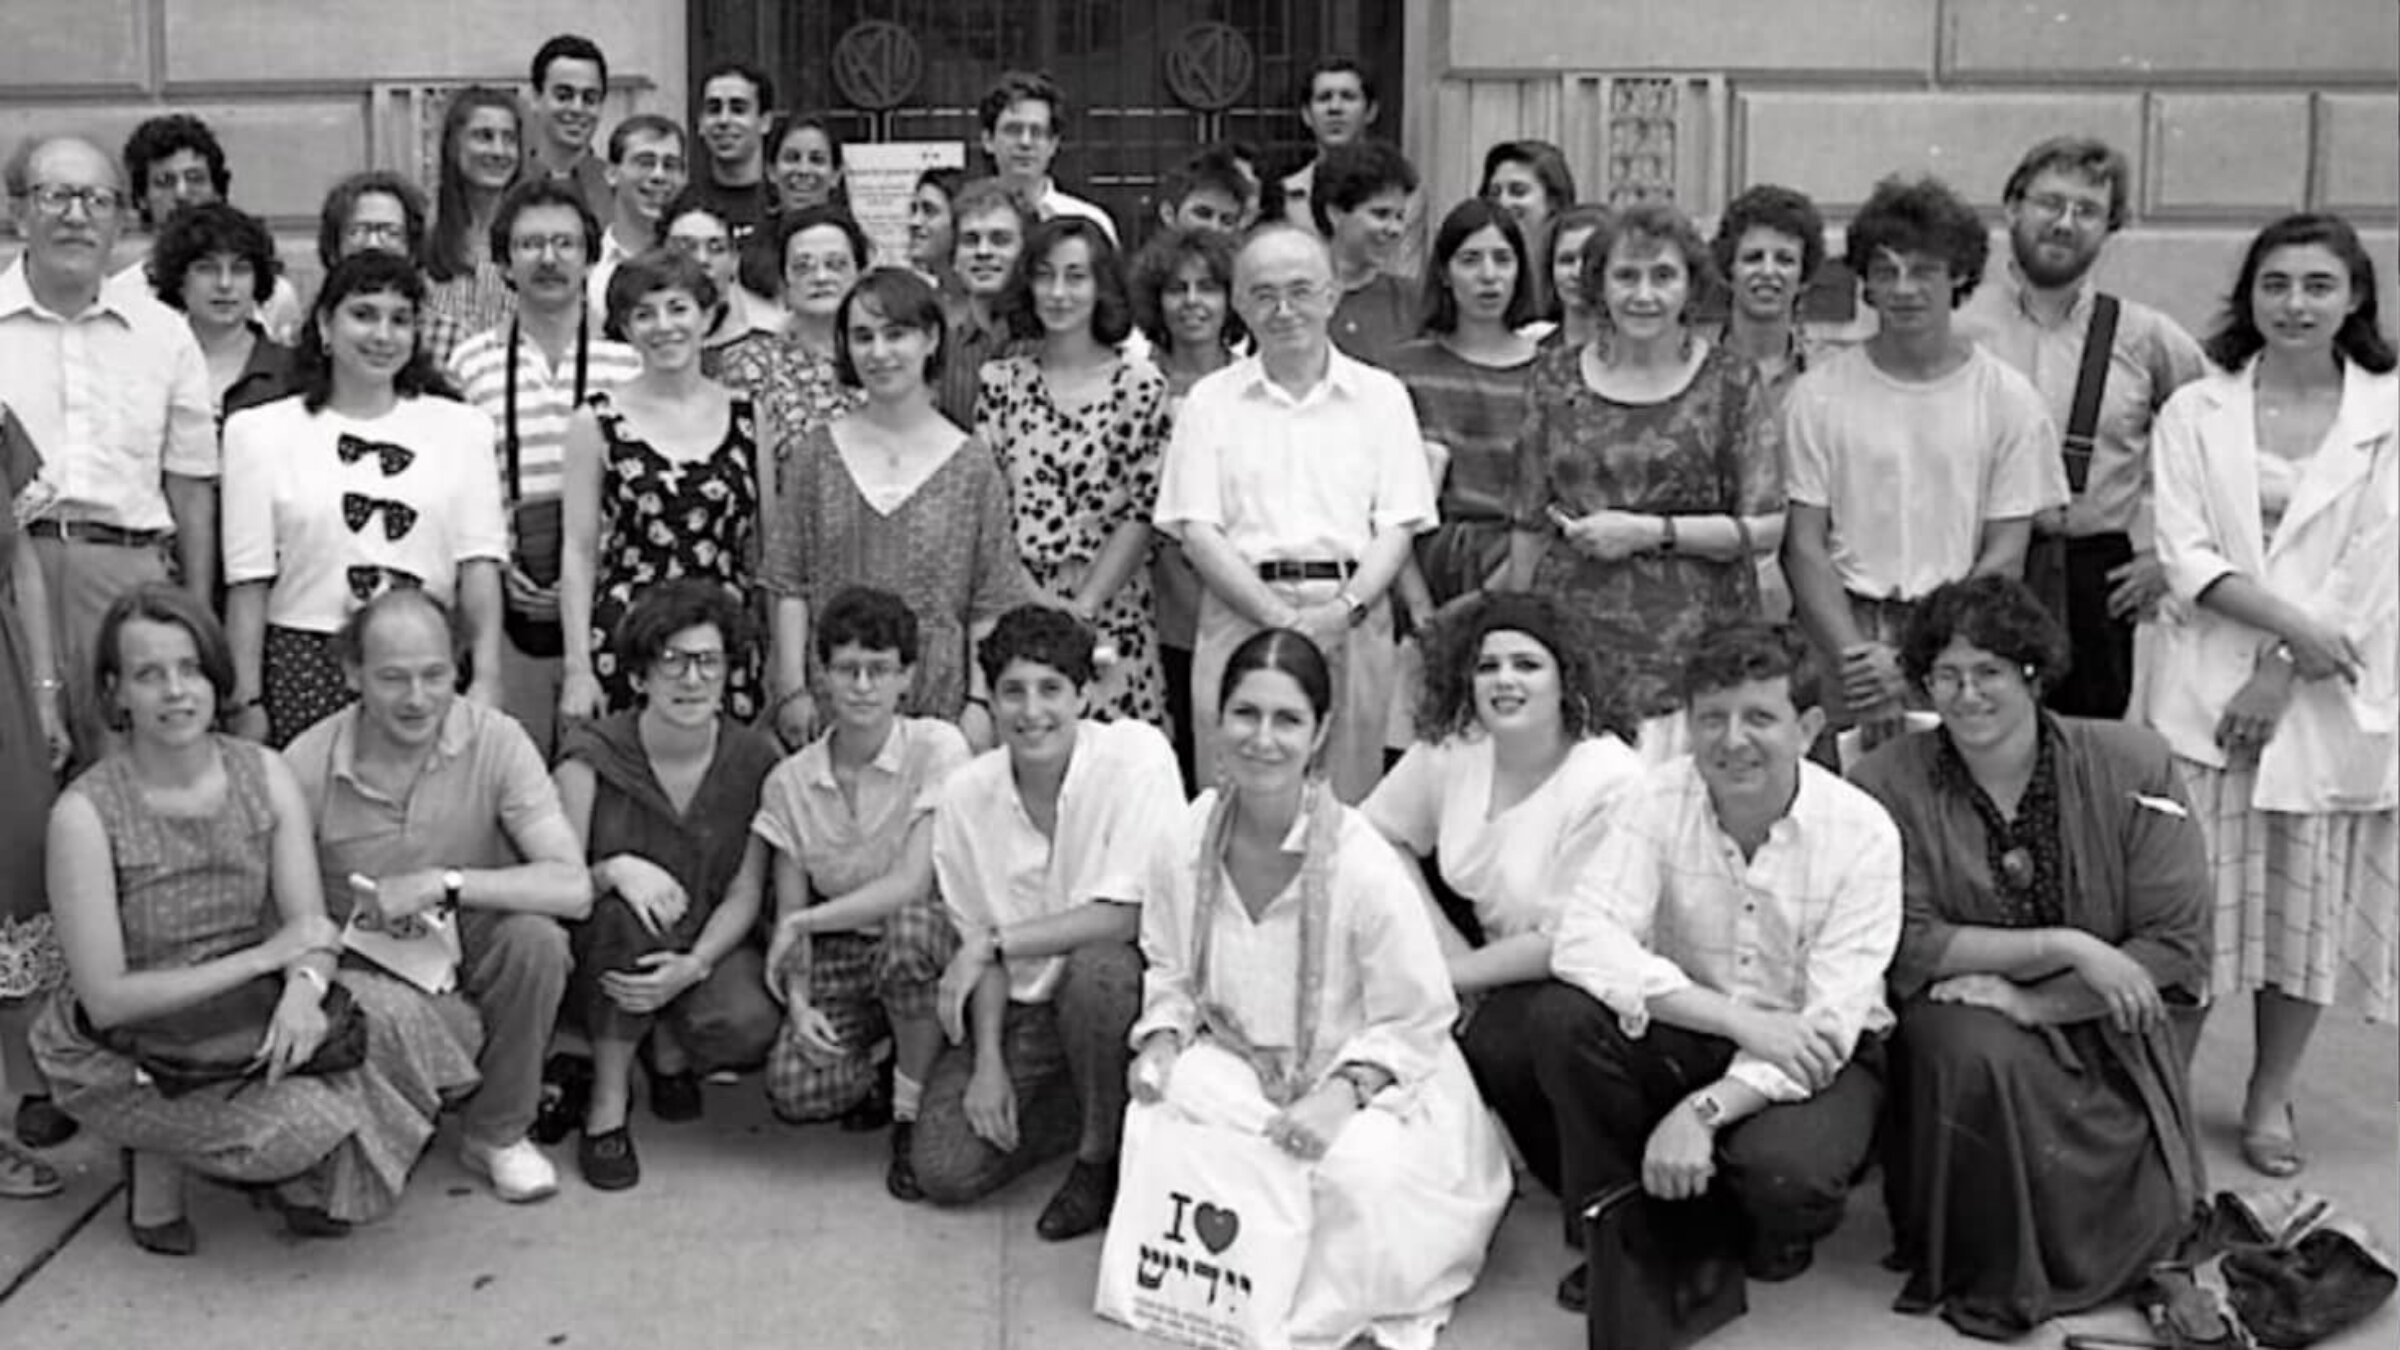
[10,136,128,296]
[1231,222,1336,366]
[1233,222,1332,287]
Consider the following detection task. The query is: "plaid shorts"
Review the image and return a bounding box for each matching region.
[766,897,957,1123]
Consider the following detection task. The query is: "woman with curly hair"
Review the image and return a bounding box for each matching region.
[2142,211,2398,1178]
[1711,184,1831,407]
[147,202,299,422]
[1854,575,2208,1337]
[423,86,527,341]
[1362,591,1642,1195]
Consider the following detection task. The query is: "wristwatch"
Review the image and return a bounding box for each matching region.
[1686,1088,1726,1130]
[440,868,466,916]
[1336,590,1369,627]
[1334,1066,1382,1109]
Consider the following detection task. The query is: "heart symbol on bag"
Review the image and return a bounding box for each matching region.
[1194,1203,1240,1255]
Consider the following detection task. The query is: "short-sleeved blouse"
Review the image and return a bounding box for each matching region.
[751,717,971,900]
[1511,341,1784,718]
[1364,734,1644,940]
[716,329,864,451]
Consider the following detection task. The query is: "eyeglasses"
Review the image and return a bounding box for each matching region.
[28,183,124,218]
[1925,663,2032,697]
[511,232,585,259]
[992,120,1055,144]
[786,254,856,277]
[2021,193,2108,228]
[668,236,732,258]
[345,221,408,246]
[825,657,905,686]
[653,649,728,680]
[1243,282,1328,314]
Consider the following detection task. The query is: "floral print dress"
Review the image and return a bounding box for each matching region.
[976,355,1170,726]
[589,390,764,720]
[1511,341,1784,720]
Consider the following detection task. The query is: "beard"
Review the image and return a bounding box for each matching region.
[2012,227,2100,289]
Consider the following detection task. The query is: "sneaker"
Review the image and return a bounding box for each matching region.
[460,1138,560,1203]
[1555,1262,1588,1314]
[577,1127,641,1192]
[1035,1157,1118,1242]
[0,1140,63,1200]
[884,1121,921,1202]
[14,1095,77,1149]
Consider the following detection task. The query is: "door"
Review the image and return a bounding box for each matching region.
[689,0,1406,243]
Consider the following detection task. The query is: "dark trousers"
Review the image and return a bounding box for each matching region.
[1460,982,1562,1196]
[912,940,1141,1206]
[566,893,778,1070]
[1528,981,1883,1251]
[2034,531,2136,719]
[1160,643,1196,796]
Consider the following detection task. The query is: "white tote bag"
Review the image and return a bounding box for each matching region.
[1095,1103,1315,1350]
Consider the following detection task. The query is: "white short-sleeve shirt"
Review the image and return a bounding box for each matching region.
[1152,348,1437,564]
[221,394,509,632]
[1364,734,1645,940]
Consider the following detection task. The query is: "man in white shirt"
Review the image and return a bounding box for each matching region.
[914,606,1186,1240]
[525,34,613,225]
[977,70,1118,244]
[1956,138,2206,718]
[1781,173,2065,747]
[1532,622,1901,1312]
[586,114,689,317]
[0,134,216,760]
[1153,223,1436,802]
[448,179,642,752]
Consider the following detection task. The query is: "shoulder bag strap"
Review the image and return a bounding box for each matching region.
[2062,293,2121,494]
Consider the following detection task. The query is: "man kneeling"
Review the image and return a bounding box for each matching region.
[914,606,1186,1239]
[1531,622,1901,1312]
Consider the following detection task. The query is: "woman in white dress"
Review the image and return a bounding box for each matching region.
[1363,591,1643,1196]
[1127,628,1510,1350]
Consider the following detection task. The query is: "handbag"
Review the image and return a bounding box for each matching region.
[88,975,369,1099]
[1095,1103,1314,1350]
[1582,1182,1748,1350]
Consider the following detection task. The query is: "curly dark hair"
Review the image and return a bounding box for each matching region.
[487,177,601,284]
[1678,621,1826,714]
[816,587,921,666]
[121,114,229,226]
[149,201,278,309]
[1898,575,2071,695]
[1309,142,1417,235]
[612,577,757,682]
[1127,226,1248,352]
[1413,591,1631,743]
[998,215,1132,344]
[1844,173,1988,305]
[979,70,1068,137]
[1711,184,1827,292]
[1580,201,1719,324]
[978,604,1096,688]
[2203,211,2397,375]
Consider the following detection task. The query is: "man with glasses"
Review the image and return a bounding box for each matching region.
[314,170,470,369]
[977,70,1117,244]
[0,135,215,755]
[526,34,614,225]
[449,180,641,754]
[1957,138,2205,718]
[1781,174,2063,756]
[586,114,690,313]
[1153,223,1435,802]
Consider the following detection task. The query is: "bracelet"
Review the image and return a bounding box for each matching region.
[1658,516,1679,554]
[289,964,329,996]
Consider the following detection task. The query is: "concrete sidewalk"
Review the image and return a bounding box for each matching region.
[4,1004,2394,1350]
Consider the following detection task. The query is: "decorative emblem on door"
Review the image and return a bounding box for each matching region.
[832,20,924,111]
[1164,21,1254,112]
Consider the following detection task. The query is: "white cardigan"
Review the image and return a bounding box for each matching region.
[2144,357,2398,812]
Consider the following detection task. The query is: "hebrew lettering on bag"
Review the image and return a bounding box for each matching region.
[1163,1189,1195,1244]
[1228,1271,1252,1309]
[1137,1244,1172,1291]
[1193,1261,1219,1305]
[1174,1254,1191,1277]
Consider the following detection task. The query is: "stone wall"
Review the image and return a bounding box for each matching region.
[0,0,685,297]
[1406,0,2400,336]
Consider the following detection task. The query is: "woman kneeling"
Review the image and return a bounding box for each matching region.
[1125,629,1511,1348]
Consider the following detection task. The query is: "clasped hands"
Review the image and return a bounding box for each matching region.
[1126,1034,1361,1162]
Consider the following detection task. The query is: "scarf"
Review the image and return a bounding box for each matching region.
[1187,778,1342,1106]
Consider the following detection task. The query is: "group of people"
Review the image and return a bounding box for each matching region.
[0,28,2392,1350]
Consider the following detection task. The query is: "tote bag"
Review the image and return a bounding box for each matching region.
[1096,1103,1314,1350]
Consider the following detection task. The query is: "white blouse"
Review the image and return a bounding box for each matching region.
[1363,734,1644,940]
[222,395,508,633]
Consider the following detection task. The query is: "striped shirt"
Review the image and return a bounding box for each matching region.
[447,315,640,506]
[1551,754,1903,1103]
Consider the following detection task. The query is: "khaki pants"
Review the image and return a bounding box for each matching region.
[1190,578,1396,805]
[30,536,172,768]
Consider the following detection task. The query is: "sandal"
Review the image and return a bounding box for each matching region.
[2240,1103,2305,1178]
[0,1139,62,1199]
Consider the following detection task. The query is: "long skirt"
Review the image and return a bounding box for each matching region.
[1143,1040,1510,1350]
[31,966,482,1223]
[2178,756,2399,1020]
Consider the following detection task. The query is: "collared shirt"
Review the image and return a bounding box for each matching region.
[1784,343,2066,602]
[1958,266,2206,547]
[753,717,972,900]
[219,325,302,425]
[1551,755,1903,1103]
[932,719,1186,1004]
[1154,346,1436,564]
[0,256,216,531]
[1330,272,1418,371]
[221,393,509,633]
[585,226,644,319]
[1036,180,1119,245]
[448,312,641,506]
[283,699,569,923]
